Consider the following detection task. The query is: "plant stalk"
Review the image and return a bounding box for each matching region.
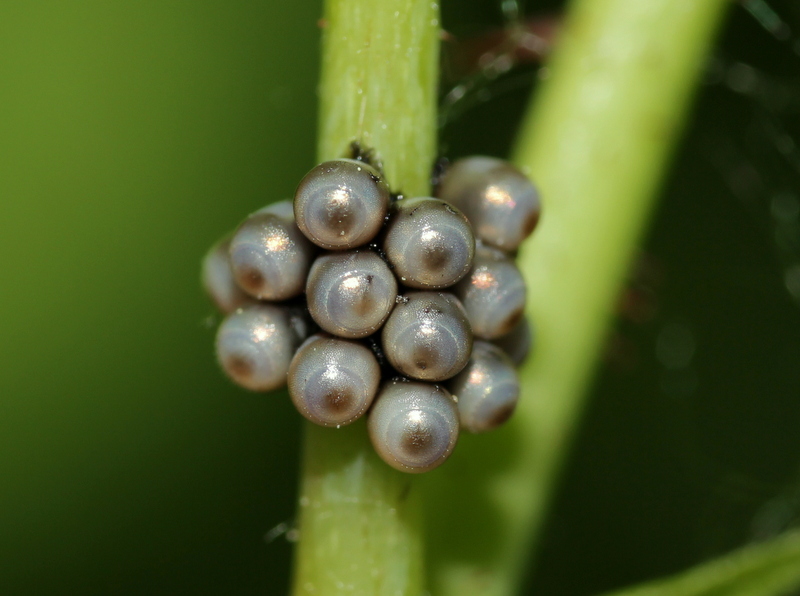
[603,530,800,596]
[291,1,439,594]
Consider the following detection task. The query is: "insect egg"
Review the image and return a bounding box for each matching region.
[306,249,398,338]
[448,341,520,433]
[228,200,315,301]
[201,235,255,313]
[294,159,391,250]
[288,334,381,427]
[368,379,459,473]
[215,304,305,392]
[437,156,541,251]
[453,243,526,339]
[492,316,533,366]
[381,291,473,381]
[383,196,475,289]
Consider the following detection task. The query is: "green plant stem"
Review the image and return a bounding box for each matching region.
[291,1,438,595]
[604,530,800,596]
[423,1,730,595]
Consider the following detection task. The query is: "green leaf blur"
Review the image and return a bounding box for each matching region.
[0,2,319,593]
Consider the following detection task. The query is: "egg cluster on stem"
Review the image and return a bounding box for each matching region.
[203,149,541,473]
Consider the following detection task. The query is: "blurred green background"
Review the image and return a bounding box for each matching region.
[2,1,799,594]
[0,2,319,593]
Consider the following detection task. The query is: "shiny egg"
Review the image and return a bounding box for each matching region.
[306,249,398,338]
[215,304,306,392]
[229,200,315,301]
[381,291,472,381]
[449,341,520,433]
[383,196,475,289]
[437,156,540,251]
[368,379,459,473]
[294,159,391,250]
[288,334,381,427]
[453,244,526,339]
[202,235,255,313]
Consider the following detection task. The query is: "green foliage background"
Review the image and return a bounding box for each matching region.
[1,1,799,594]
[0,2,319,592]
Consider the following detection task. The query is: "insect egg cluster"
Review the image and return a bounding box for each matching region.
[202,154,541,473]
